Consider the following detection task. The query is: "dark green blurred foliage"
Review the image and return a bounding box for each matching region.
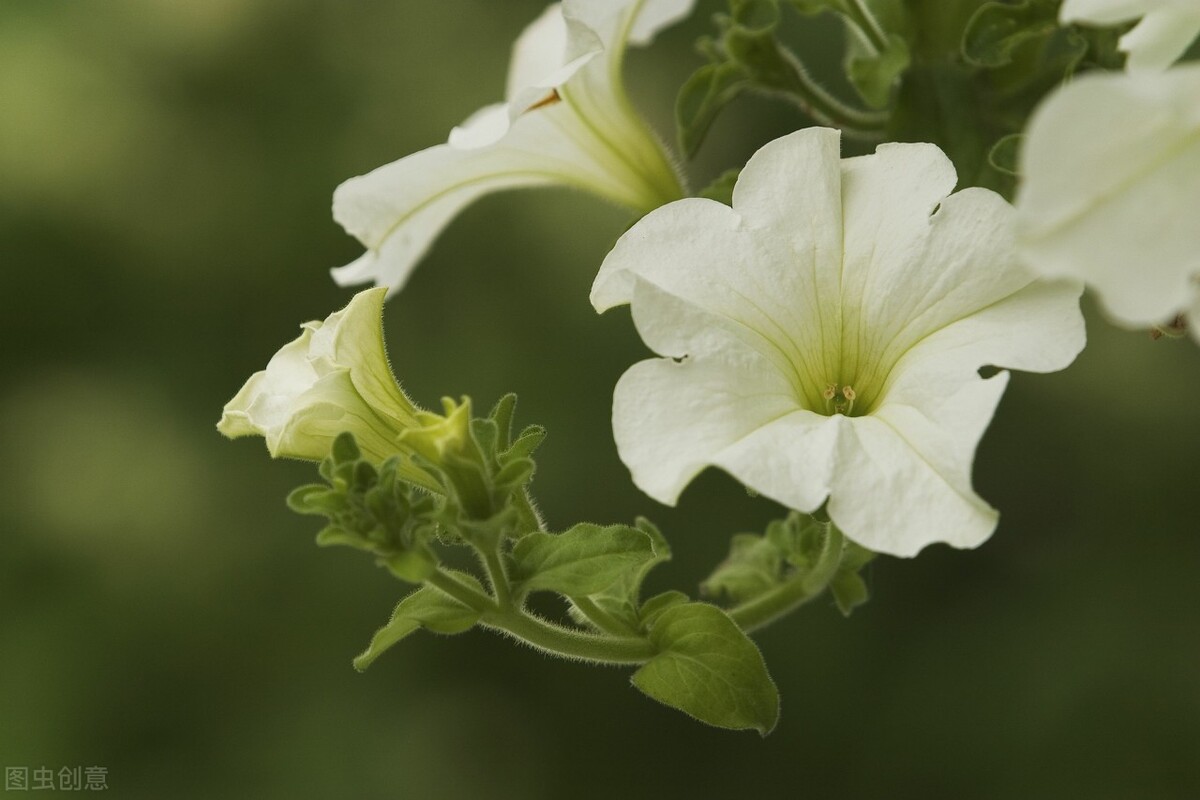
[1,1,1198,798]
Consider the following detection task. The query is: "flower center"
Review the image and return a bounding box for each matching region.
[820,382,860,417]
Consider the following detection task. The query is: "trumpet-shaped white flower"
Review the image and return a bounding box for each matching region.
[1061,0,1200,71]
[218,289,437,486]
[592,128,1085,557]
[332,0,692,296]
[1015,64,1200,343]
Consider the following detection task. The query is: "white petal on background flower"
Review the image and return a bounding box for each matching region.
[1061,0,1159,25]
[601,128,1085,556]
[334,106,662,295]
[564,0,695,52]
[1015,65,1200,330]
[1120,5,1200,71]
[1060,0,1200,71]
[506,4,599,112]
[332,0,689,295]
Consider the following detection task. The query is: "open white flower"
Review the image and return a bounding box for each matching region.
[218,288,436,486]
[1015,64,1200,343]
[332,0,692,296]
[592,128,1085,557]
[1061,0,1200,71]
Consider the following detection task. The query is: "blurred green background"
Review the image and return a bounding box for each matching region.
[2,1,1197,797]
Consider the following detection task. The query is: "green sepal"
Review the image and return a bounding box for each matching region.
[286,484,342,516]
[829,540,875,617]
[331,430,361,465]
[632,603,780,735]
[353,572,484,671]
[511,523,657,598]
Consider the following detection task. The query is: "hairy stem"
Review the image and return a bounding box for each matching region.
[844,0,890,55]
[425,568,655,665]
[764,47,889,139]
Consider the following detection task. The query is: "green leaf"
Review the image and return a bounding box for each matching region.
[676,60,750,159]
[846,32,910,108]
[512,523,657,597]
[962,0,1058,68]
[382,547,437,583]
[638,590,690,627]
[353,573,484,671]
[586,517,674,630]
[632,603,780,734]
[702,533,783,603]
[987,133,1022,176]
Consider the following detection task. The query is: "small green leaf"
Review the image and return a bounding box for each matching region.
[676,60,750,159]
[987,133,1022,176]
[962,0,1058,68]
[354,574,483,671]
[586,517,674,630]
[702,533,783,603]
[512,524,656,597]
[829,570,869,616]
[632,603,780,734]
[638,590,690,627]
[382,547,437,583]
[847,32,910,108]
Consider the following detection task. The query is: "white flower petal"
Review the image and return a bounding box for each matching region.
[830,383,1005,558]
[1060,0,1200,71]
[601,127,1086,557]
[1120,6,1200,72]
[1060,0,1154,25]
[218,289,429,479]
[1015,65,1200,330]
[612,344,804,506]
[334,105,659,295]
[564,0,696,51]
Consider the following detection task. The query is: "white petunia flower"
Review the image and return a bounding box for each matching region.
[1015,64,1200,343]
[1061,0,1200,71]
[218,288,437,487]
[332,0,693,296]
[592,128,1085,558]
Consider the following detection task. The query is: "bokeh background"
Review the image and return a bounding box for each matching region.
[2,1,1198,797]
